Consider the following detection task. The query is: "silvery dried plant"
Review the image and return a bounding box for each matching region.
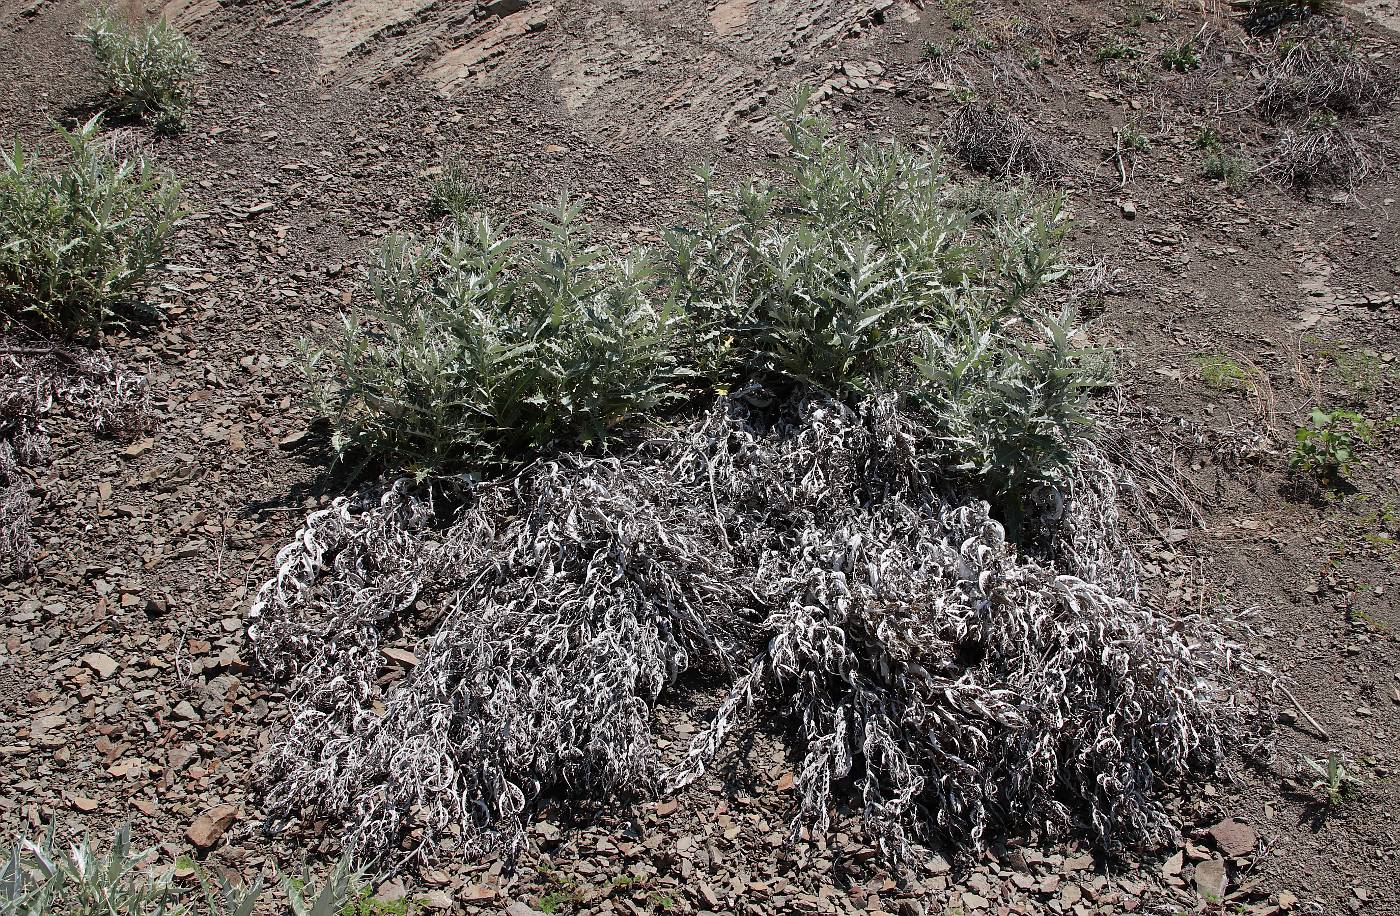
[251,395,1261,868]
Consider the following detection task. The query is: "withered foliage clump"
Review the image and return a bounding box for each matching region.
[251,396,1262,868]
[941,102,1069,179]
[0,343,147,575]
[1256,22,1396,119]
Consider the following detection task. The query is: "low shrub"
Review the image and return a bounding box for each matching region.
[249,97,1269,874]
[311,196,685,476]
[321,96,1084,494]
[78,6,203,131]
[1,117,181,339]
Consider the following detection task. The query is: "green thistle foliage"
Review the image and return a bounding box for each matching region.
[321,93,1095,512]
[915,313,1093,508]
[78,7,203,132]
[0,118,181,340]
[313,194,685,476]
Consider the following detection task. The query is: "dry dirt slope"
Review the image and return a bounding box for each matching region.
[2,0,1400,915]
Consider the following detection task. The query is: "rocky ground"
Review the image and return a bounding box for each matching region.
[2,0,1400,914]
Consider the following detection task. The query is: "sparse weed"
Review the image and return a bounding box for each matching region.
[1160,39,1201,73]
[1196,354,1253,391]
[1202,147,1252,193]
[1308,341,1394,405]
[1095,42,1143,62]
[1290,407,1372,481]
[1195,131,1252,192]
[78,6,202,131]
[427,153,478,220]
[942,0,973,31]
[1303,750,1364,805]
[1108,122,1149,184]
[1,117,181,339]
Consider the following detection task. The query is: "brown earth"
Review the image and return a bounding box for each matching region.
[2,0,1399,915]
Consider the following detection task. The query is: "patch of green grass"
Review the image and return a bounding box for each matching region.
[1,117,182,339]
[1195,354,1253,391]
[78,5,202,131]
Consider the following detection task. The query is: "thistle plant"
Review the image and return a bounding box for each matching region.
[78,6,203,131]
[259,96,1259,873]
[0,823,363,916]
[311,194,684,476]
[1,117,181,339]
[1304,751,1364,806]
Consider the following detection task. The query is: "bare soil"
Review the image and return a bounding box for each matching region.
[2,1,1399,914]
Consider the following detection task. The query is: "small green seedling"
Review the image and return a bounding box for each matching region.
[1304,751,1364,806]
[1290,408,1372,481]
[1160,40,1201,72]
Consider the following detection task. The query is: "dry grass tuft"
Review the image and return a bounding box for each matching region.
[1256,23,1396,118]
[942,103,1069,179]
[1262,116,1378,190]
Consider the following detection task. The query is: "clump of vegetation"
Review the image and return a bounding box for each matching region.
[1263,112,1375,190]
[0,823,362,916]
[941,101,1068,178]
[1303,750,1365,806]
[1290,407,1372,481]
[310,195,683,476]
[1257,23,1395,119]
[253,98,1262,874]
[427,153,479,220]
[1194,129,1253,193]
[1160,39,1201,72]
[78,6,203,131]
[1,117,181,339]
[1234,0,1343,35]
[1196,354,1253,391]
[1095,42,1142,63]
